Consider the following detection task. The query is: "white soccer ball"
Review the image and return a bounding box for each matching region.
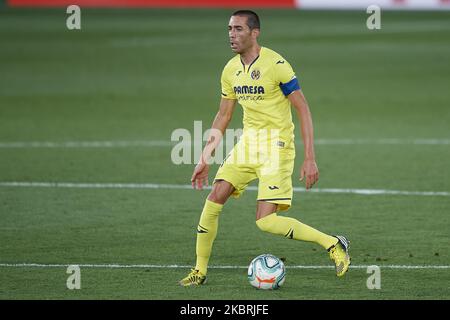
[247,254,286,290]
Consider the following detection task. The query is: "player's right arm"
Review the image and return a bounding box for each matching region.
[191,97,237,190]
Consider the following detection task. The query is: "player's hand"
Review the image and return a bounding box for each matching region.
[300,159,319,190]
[191,162,209,190]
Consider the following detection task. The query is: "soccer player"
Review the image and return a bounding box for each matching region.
[179,10,350,286]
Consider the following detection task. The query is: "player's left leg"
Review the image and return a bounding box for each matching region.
[255,202,350,277]
[255,201,338,250]
[255,149,350,276]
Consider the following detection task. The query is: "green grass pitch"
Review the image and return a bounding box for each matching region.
[0,8,449,299]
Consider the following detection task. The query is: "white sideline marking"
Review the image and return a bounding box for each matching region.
[0,140,174,148]
[316,138,450,145]
[0,138,449,148]
[0,263,448,270]
[0,181,449,197]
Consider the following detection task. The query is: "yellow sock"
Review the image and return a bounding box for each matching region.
[256,213,338,250]
[195,200,223,275]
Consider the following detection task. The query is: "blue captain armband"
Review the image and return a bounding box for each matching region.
[279,77,301,96]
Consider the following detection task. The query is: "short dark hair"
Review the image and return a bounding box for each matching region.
[232,10,260,30]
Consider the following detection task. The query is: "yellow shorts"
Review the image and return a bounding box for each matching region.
[214,138,295,212]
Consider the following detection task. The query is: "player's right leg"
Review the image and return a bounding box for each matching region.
[180,139,257,286]
[179,180,235,287]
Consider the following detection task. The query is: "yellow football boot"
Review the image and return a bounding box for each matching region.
[328,235,351,277]
[179,269,207,287]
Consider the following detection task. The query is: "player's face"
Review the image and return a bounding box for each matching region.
[228,15,255,54]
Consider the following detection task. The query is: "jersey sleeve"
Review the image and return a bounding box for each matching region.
[220,66,236,100]
[273,58,301,96]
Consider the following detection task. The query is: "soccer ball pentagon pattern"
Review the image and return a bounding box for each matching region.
[247,254,286,290]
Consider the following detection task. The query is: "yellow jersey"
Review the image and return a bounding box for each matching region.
[220,46,300,145]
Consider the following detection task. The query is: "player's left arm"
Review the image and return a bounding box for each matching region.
[288,89,319,190]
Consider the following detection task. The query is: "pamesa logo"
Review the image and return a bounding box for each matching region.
[233,85,265,95]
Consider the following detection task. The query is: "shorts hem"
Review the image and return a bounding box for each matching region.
[257,198,292,212]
